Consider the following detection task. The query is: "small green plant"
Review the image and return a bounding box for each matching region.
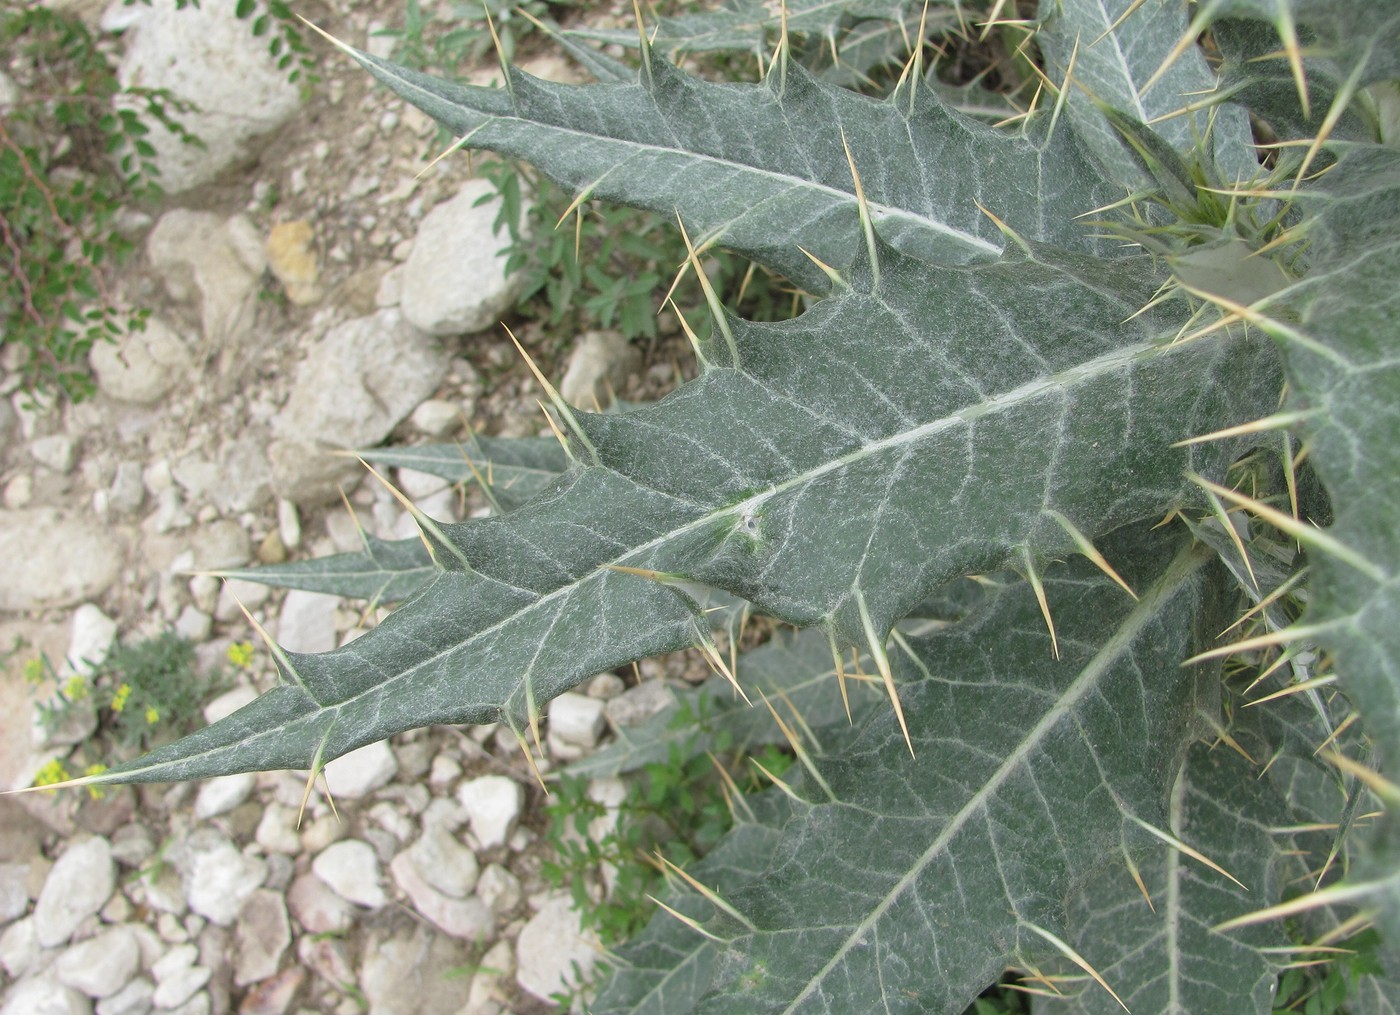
[0,6,198,401]
[27,631,232,766]
[543,729,791,947]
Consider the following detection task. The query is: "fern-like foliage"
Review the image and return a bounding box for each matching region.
[66,1,1400,1010]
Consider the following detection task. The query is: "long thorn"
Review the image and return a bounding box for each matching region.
[854,587,913,756]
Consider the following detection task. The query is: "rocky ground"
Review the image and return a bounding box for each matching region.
[0,2,705,1013]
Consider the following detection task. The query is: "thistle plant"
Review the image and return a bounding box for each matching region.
[27,0,1400,1011]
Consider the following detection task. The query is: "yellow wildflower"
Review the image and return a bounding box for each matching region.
[22,657,46,684]
[111,683,132,712]
[33,758,68,793]
[63,674,89,700]
[145,705,160,725]
[227,641,255,668]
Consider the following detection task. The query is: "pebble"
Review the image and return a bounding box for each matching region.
[0,864,28,924]
[193,773,256,819]
[95,976,154,1015]
[0,918,40,979]
[514,894,598,1002]
[0,977,89,1015]
[322,740,398,799]
[405,824,479,898]
[30,434,77,474]
[475,864,521,918]
[233,890,290,987]
[311,841,386,909]
[275,590,339,655]
[285,875,352,936]
[34,838,115,948]
[176,830,266,926]
[548,692,607,750]
[456,777,523,851]
[54,925,139,998]
[388,851,493,941]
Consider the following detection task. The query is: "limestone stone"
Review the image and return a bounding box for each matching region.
[174,830,266,927]
[322,739,397,800]
[0,977,90,1015]
[0,510,125,611]
[400,180,524,336]
[389,851,493,941]
[559,331,641,409]
[358,927,473,1015]
[115,1,301,194]
[275,590,340,655]
[54,925,139,998]
[456,776,523,851]
[146,211,261,348]
[311,840,386,909]
[232,890,290,987]
[89,318,192,405]
[266,220,321,305]
[269,309,446,504]
[515,893,598,1002]
[284,874,352,935]
[34,838,114,947]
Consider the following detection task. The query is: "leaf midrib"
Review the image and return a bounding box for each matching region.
[779,541,1208,1014]
[357,49,1005,260]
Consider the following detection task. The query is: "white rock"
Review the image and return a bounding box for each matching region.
[29,435,76,474]
[114,1,301,194]
[284,874,352,936]
[192,773,256,819]
[462,939,513,1015]
[201,685,257,725]
[146,212,260,347]
[409,399,462,438]
[606,680,677,728]
[0,977,90,1015]
[173,605,212,644]
[322,740,398,800]
[152,961,209,1010]
[276,499,301,551]
[62,605,118,679]
[108,462,146,516]
[0,510,125,611]
[253,804,301,857]
[213,579,270,623]
[268,309,447,504]
[92,978,151,1015]
[456,776,523,851]
[514,894,598,1002]
[400,180,525,336]
[35,838,115,948]
[559,331,641,409]
[93,976,153,1015]
[0,863,28,924]
[0,917,40,978]
[475,864,521,917]
[312,841,386,909]
[232,890,290,987]
[548,692,607,750]
[275,590,339,655]
[388,851,493,941]
[175,830,266,926]
[90,318,193,405]
[55,925,139,998]
[358,927,473,1015]
[405,824,478,898]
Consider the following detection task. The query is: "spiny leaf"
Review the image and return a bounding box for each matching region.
[90,240,1279,786]
[335,34,1128,292]
[595,531,1220,1013]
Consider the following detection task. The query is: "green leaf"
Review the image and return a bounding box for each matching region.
[1037,0,1257,186]
[356,434,570,511]
[216,531,436,603]
[91,239,1280,801]
[595,533,1220,1013]
[335,40,1127,290]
